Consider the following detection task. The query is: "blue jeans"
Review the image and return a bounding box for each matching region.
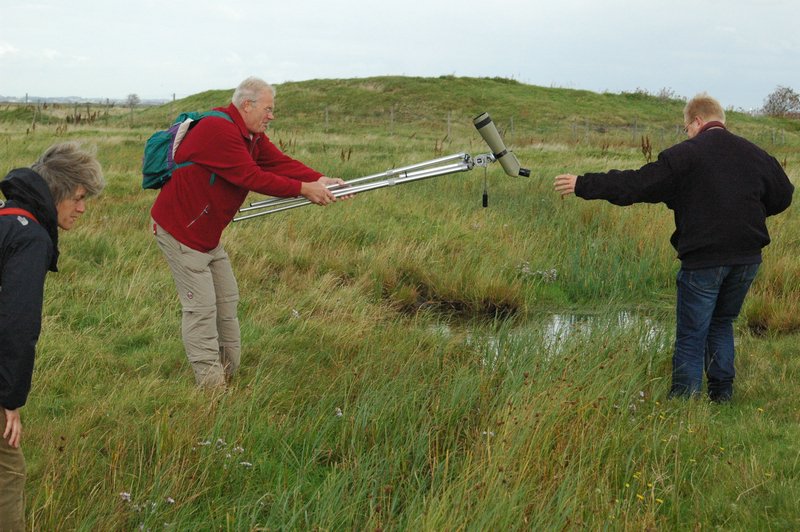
[670,263,759,401]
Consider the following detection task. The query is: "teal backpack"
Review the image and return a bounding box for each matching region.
[141,110,232,189]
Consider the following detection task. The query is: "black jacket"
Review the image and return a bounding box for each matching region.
[0,168,59,410]
[575,124,794,269]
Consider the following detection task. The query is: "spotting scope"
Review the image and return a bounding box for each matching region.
[473,112,530,177]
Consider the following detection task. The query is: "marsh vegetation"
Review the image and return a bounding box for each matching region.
[1,76,798,529]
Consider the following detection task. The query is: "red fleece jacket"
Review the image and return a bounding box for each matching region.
[151,103,323,251]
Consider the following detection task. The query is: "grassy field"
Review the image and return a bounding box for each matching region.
[1,76,798,530]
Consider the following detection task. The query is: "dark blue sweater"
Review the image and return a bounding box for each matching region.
[575,124,794,269]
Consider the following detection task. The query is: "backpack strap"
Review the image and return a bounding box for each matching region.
[180,110,234,186]
[200,110,232,186]
[0,207,39,224]
[201,110,233,122]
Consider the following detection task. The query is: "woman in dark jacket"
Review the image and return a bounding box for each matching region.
[0,142,104,530]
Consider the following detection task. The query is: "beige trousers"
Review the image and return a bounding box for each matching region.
[154,222,241,387]
[0,409,25,532]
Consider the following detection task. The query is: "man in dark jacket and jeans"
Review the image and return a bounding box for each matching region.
[0,142,104,530]
[554,93,794,402]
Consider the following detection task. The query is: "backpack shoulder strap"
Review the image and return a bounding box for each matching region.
[168,110,235,187]
[188,110,234,186]
[0,207,39,224]
[172,110,235,159]
[200,110,234,122]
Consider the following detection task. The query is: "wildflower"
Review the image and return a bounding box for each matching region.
[120,492,132,502]
[533,268,558,283]
[197,440,211,446]
[481,431,496,437]
[166,497,175,504]
[516,262,558,283]
[625,483,630,488]
[636,494,645,501]
[240,461,253,468]
[291,309,301,319]
[656,498,664,504]
[335,407,343,417]
[233,446,245,453]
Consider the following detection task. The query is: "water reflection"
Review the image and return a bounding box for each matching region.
[433,311,669,369]
[542,311,667,355]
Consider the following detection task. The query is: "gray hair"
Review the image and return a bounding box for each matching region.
[232,77,276,107]
[31,142,105,204]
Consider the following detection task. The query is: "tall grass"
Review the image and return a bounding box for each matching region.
[1,76,798,529]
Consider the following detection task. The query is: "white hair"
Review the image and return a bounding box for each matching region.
[232,77,276,107]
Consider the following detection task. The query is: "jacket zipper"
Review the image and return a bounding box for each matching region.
[187,204,210,228]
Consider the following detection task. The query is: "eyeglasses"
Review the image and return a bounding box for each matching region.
[248,100,274,115]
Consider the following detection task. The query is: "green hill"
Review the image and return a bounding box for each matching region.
[135,76,799,134]
[6,76,798,138]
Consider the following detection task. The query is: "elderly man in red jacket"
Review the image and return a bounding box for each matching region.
[151,76,343,388]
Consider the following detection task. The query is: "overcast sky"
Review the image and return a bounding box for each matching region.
[1,0,798,111]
